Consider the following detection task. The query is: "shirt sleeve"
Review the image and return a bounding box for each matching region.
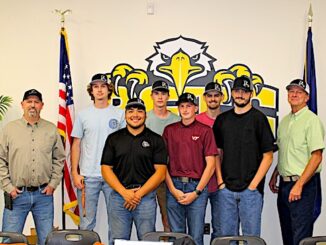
[71,113,83,138]
[0,129,15,193]
[213,116,223,149]
[48,130,65,189]
[101,135,115,166]
[259,114,276,153]
[307,117,325,154]
[152,136,168,165]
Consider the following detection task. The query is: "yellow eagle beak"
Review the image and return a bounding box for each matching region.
[158,51,202,95]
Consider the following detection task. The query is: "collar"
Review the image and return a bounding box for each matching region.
[291,106,308,119]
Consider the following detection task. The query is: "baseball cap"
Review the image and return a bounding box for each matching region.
[286,79,309,94]
[90,73,108,84]
[204,82,222,95]
[23,89,43,102]
[176,92,197,106]
[152,80,169,92]
[232,76,253,92]
[125,98,146,111]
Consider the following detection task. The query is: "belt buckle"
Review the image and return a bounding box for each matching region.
[180,177,190,183]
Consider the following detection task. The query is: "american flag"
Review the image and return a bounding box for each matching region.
[57,27,79,226]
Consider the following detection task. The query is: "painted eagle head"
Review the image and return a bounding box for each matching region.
[146,36,216,96]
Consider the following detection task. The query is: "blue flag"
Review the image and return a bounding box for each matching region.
[304,26,321,222]
[304,27,317,114]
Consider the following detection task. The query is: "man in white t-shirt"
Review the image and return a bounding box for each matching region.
[71,73,125,239]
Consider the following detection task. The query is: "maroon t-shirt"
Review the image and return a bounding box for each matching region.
[163,120,218,179]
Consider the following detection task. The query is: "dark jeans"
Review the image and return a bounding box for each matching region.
[277,174,320,245]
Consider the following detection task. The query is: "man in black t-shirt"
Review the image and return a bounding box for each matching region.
[101,98,167,245]
[212,76,275,237]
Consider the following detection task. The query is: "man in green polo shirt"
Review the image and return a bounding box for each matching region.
[269,79,325,245]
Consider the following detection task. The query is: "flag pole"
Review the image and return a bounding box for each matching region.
[54,9,72,230]
[308,3,313,28]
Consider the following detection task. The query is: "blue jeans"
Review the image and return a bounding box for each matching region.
[2,186,53,245]
[277,174,319,245]
[216,187,263,237]
[209,190,219,242]
[167,178,208,245]
[77,176,112,238]
[109,190,157,245]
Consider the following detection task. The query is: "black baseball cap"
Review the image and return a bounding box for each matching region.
[90,73,108,84]
[286,79,309,94]
[23,89,43,102]
[204,82,222,95]
[232,76,253,92]
[152,80,169,92]
[125,98,146,111]
[176,92,197,106]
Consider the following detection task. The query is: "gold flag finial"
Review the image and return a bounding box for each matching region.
[54,9,72,28]
[308,4,313,27]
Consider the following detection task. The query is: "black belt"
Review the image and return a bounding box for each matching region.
[173,177,200,183]
[17,183,48,192]
[125,184,142,189]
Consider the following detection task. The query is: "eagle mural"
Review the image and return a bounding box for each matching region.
[107,36,279,135]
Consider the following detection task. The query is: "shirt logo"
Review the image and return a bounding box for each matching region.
[192,136,199,141]
[109,119,118,129]
[142,141,150,148]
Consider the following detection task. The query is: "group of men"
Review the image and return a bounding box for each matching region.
[0,74,324,245]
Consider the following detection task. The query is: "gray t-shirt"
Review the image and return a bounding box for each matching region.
[146,110,179,135]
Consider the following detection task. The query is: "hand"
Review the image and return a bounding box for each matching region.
[248,184,257,191]
[42,185,54,195]
[269,170,279,193]
[10,187,22,199]
[122,187,141,207]
[288,182,302,202]
[178,192,197,205]
[72,173,84,190]
[172,189,186,202]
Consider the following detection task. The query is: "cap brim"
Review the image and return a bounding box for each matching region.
[152,87,169,92]
[90,79,107,84]
[286,84,309,93]
[204,89,223,95]
[176,98,197,106]
[125,103,146,111]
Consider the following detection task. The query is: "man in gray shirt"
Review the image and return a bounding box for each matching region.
[146,80,179,231]
[0,89,65,245]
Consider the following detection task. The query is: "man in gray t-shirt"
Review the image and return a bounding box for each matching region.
[146,80,179,231]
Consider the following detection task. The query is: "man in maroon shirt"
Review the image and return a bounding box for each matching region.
[163,92,217,245]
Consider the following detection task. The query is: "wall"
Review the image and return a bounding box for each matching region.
[0,1,326,245]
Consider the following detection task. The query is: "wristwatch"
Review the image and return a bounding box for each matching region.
[194,189,202,196]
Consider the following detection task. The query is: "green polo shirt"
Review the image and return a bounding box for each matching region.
[277,106,325,176]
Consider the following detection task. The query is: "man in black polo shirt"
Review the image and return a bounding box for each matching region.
[101,98,167,245]
[212,76,275,237]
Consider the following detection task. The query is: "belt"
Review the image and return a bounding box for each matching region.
[173,177,200,183]
[282,175,300,182]
[17,183,48,192]
[125,184,142,189]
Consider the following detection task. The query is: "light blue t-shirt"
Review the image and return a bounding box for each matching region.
[71,104,125,176]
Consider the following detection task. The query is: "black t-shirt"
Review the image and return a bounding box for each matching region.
[213,107,275,193]
[101,127,167,187]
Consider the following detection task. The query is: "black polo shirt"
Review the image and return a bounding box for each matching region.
[101,127,167,187]
[213,107,276,194]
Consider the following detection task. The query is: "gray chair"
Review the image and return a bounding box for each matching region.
[299,236,326,245]
[211,236,266,245]
[0,231,28,244]
[45,229,101,245]
[143,232,195,244]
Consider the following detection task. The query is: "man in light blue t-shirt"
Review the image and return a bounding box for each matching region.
[146,80,179,231]
[71,73,125,239]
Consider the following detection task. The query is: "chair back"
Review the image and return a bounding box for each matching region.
[299,236,326,245]
[0,232,28,244]
[45,229,101,245]
[211,236,266,245]
[143,232,195,244]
